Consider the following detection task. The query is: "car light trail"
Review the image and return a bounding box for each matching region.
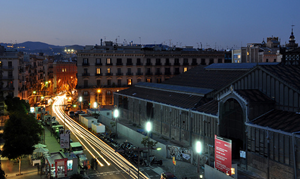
[52,95,148,179]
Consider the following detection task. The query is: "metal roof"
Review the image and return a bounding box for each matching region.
[205,63,279,70]
[135,82,213,95]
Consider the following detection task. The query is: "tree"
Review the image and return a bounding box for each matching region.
[141,136,158,155]
[5,97,29,114]
[2,112,43,175]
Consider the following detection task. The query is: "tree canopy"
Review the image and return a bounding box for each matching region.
[2,111,43,159]
[5,97,29,114]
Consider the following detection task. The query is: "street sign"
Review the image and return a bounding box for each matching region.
[172,157,176,165]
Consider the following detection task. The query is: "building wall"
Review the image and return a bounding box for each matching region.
[216,68,300,112]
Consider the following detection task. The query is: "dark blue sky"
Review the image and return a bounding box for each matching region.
[1,0,299,49]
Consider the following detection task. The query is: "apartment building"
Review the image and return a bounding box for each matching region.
[0,46,22,115]
[76,41,226,108]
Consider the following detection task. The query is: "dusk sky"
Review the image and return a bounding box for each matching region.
[1,0,299,49]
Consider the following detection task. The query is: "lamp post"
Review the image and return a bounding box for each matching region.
[93,102,97,116]
[196,141,202,177]
[79,96,82,111]
[113,108,119,139]
[146,121,152,166]
[97,89,101,107]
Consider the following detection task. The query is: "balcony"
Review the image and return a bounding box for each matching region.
[191,62,198,66]
[106,73,113,76]
[95,62,102,66]
[82,62,90,66]
[82,73,90,77]
[116,72,124,76]
[136,62,142,66]
[174,71,180,75]
[155,62,162,66]
[1,76,14,80]
[136,72,143,76]
[116,63,123,66]
[164,62,171,66]
[126,62,133,66]
[126,72,133,76]
[95,73,102,77]
[183,62,189,66]
[155,72,162,75]
[0,66,14,70]
[106,63,113,66]
[146,62,152,66]
[145,72,153,76]
[164,72,171,75]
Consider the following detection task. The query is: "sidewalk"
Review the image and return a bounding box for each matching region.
[1,127,63,179]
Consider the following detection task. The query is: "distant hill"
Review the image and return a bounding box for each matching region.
[0,41,84,55]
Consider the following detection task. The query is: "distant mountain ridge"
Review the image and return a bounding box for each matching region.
[0,41,84,51]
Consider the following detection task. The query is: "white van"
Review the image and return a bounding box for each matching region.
[70,142,84,155]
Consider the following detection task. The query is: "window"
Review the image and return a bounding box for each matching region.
[118,79,121,86]
[107,79,111,86]
[165,58,170,65]
[209,59,214,65]
[127,58,132,65]
[127,79,132,85]
[8,71,13,77]
[62,68,64,72]
[201,59,206,65]
[137,78,141,83]
[175,58,179,64]
[165,68,170,74]
[175,68,179,74]
[106,91,113,104]
[106,58,111,64]
[147,78,152,82]
[97,80,101,87]
[96,58,101,64]
[8,61,12,67]
[218,59,222,63]
[83,91,89,96]
[117,58,122,65]
[96,68,101,74]
[117,68,121,74]
[147,58,151,63]
[107,68,111,73]
[127,68,131,73]
[157,78,161,83]
[147,68,151,73]
[83,58,88,64]
[84,80,88,87]
[137,68,141,73]
[184,67,187,72]
[137,58,141,65]
[274,59,276,62]
[266,59,269,62]
[84,68,88,74]
[183,58,188,64]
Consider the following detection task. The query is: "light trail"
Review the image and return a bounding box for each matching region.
[52,95,148,179]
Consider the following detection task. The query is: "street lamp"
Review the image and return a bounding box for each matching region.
[79,96,82,111]
[196,141,202,176]
[113,108,119,138]
[146,121,152,166]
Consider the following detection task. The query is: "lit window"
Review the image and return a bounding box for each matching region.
[127,79,132,85]
[146,78,151,82]
[65,68,67,72]
[97,68,101,74]
[247,52,249,55]
[107,68,111,73]
[62,68,64,72]
[107,58,111,64]
[237,55,241,58]
[184,67,187,72]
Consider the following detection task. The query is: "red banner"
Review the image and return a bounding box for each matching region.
[215,135,232,175]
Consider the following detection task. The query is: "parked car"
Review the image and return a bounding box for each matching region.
[68,111,75,117]
[161,172,177,179]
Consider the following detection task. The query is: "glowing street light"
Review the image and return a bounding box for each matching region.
[145,121,152,166]
[93,102,97,109]
[196,141,202,175]
[114,108,119,138]
[79,96,82,111]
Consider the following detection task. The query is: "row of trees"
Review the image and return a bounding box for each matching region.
[1,97,43,177]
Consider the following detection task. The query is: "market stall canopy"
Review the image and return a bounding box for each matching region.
[34,143,47,148]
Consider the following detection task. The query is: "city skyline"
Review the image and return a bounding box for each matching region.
[1,0,299,49]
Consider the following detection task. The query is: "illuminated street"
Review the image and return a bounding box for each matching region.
[52,95,148,179]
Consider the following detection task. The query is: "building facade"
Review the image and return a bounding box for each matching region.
[114,62,300,179]
[76,41,227,108]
